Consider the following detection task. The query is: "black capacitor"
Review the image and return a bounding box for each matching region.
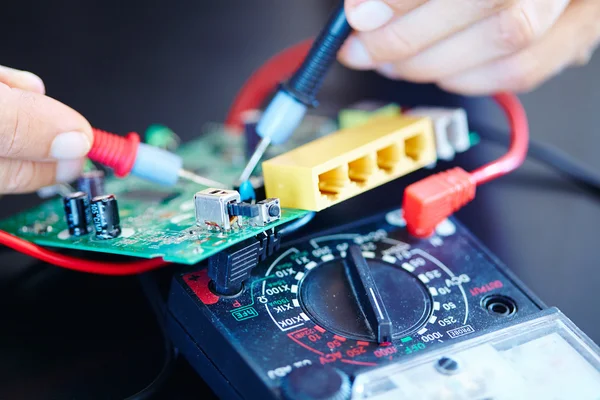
[77,170,105,200]
[90,194,121,239]
[63,191,92,237]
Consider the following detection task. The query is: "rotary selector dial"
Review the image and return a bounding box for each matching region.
[300,245,431,343]
[258,231,470,366]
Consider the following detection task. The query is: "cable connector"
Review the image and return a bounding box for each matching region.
[208,230,282,296]
[402,167,476,238]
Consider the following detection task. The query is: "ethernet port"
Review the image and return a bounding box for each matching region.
[405,132,426,162]
[377,144,402,172]
[318,165,349,197]
[348,154,376,184]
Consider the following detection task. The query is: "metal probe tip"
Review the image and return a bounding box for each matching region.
[238,137,271,184]
[178,169,228,189]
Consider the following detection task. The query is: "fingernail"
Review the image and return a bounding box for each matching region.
[56,159,84,183]
[377,63,399,79]
[50,131,92,160]
[347,0,394,31]
[18,71,45,94]
[0,65,46,94]
[340,37,374,69]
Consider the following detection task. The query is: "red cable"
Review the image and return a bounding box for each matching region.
[0,231,168,275]
[403,92,529,237]
[225,38,313,131]
[470,93,529,185]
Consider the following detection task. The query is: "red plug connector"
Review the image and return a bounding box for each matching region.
[403,167,476,237]
[403,93,529,238]
[88,129,140,178]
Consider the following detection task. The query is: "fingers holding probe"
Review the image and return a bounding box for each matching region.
[0,70,93,193]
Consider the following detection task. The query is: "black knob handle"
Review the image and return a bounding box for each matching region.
[281,365,351,400]
[344,245,394,343]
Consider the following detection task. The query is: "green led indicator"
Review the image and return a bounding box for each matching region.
[232,307,259,322]
[401,336,413,343]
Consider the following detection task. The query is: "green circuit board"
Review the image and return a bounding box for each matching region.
[0,127,312,265]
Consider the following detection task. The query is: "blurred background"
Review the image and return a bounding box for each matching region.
[1,1,599,398]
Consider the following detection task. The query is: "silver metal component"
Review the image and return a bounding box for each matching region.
[238,136,271,184]
[194,188,241,231]
[178,169,228,189]
[255,198,281,226]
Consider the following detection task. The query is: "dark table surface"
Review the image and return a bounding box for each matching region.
[1,1,599,399]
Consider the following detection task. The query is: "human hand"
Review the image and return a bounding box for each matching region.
[339,0,600,95]
[0,65,92,194]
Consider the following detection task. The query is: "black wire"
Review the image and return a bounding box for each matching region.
[278,211,316,237]
[472,124,600,195]
[125,274,178,400]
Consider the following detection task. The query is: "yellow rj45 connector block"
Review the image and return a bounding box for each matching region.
[263,115,436,211]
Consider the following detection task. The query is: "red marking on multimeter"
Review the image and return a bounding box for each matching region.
[470,280,504,296]
[183,270,219,305]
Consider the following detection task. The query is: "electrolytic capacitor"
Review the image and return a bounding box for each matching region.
[63,191,92,237]
[90,194,121,239]
[77,170,105,200]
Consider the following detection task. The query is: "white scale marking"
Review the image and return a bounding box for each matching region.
[291,285,298,294]
[429,287,438,296]
[362,251,375,259]
[262,248,302,332]
[369,287,385,320]
[292,299,300,307]
[418,274,429,284]
[401,263,415,272]
[300,313,310,321]
[321,254,334,262]
[382,255,396,264]
[305,261,317,270]
[310,234,359,249]
[418,327,428,335]
[413,249,469,325]
[294,272,305,281]
[429,315,438,324]
[434,302,441,311]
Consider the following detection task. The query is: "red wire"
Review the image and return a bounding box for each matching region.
[0,231,168,275]
[224,38,313,131]
[470,93,529,185]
